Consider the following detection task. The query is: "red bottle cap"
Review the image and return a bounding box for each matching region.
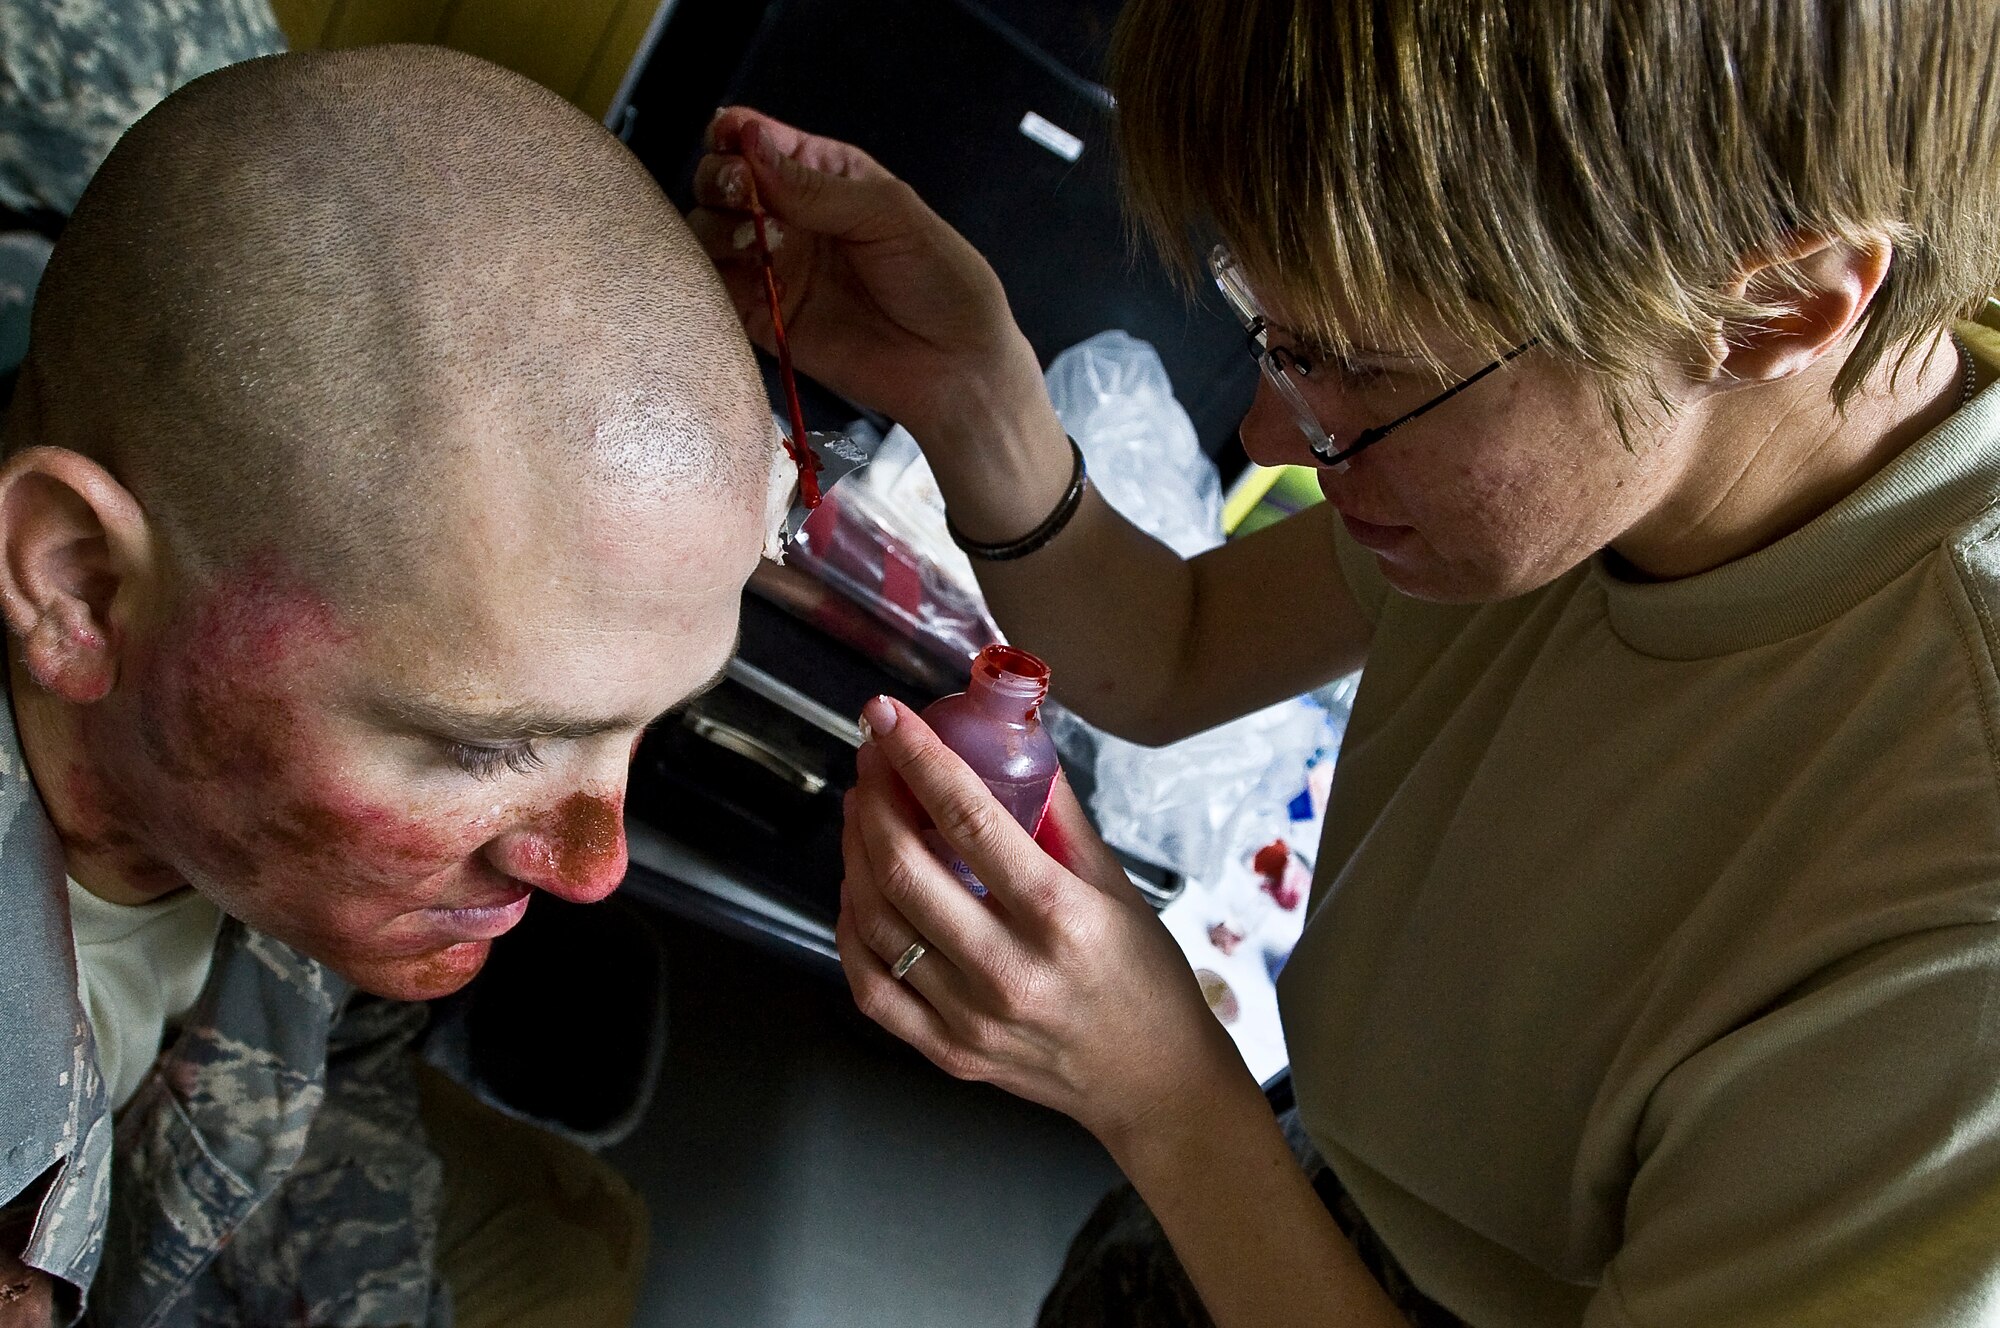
[969,644,1051,713]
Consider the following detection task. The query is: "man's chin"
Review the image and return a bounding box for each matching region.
[336,940,494,1001]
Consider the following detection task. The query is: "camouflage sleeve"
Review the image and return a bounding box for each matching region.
[91,923,448,1328]
[0,0,287,218]
[194,997,451,1328]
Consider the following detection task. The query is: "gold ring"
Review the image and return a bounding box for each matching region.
[891,941,927,980]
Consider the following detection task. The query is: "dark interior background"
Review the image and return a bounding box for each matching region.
[616,0,1259,473]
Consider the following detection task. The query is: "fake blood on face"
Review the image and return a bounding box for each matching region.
[544,789,626,893]
[498,789,627,904]
[56,559,358,899]
[134,556,356,786]
[56,560,527,990]
[48,552,646,1000]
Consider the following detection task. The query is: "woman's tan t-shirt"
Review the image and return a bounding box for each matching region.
[1285,313,2000,1328]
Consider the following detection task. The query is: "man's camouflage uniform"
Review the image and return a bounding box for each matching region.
[1,691,454,1328]
[1,12,456,1324]
[0,0,285,220]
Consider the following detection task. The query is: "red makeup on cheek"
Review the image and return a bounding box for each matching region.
[135,555,357,785]
[52,764,184,896]
[60,555,390,900]
[263,791,458,872]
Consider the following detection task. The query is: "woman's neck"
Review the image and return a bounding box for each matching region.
[1612,331,1967,580]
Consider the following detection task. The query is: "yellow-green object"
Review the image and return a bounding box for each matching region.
[269,0,662,122]
[1225,464,1326,537]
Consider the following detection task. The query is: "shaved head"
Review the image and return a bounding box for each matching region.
[7,44,769,602]
[0,46,773,1000]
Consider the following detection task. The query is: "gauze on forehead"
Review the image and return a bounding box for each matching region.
[763,428,795,562]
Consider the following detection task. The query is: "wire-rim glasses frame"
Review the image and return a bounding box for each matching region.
[1208,243,1538,471]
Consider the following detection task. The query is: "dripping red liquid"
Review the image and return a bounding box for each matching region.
[746,171,822,509]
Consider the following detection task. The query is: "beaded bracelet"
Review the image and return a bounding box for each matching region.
[945,435,1089,562]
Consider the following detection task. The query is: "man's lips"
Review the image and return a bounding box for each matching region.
[417,888,532,941]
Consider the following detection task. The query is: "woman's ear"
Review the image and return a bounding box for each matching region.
[0,446,156,703]
[1695,232,1894,390]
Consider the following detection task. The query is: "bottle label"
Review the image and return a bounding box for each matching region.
[923,829,989,898]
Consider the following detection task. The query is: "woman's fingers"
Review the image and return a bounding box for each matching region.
[849,741,1011,969]
[835,905,969,1074]
[695,110,910,244]
[705,105,805,157]
[1035,771,1141,902]
[708,106,890,183]
[690,151,754,212]
[859,697,1064,919]
[839,790,972,1012]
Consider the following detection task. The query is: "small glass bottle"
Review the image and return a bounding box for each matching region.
[921,644,1061,895]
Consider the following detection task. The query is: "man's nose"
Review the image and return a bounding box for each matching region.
[486,786,630,904]
[1238,380,1327,470]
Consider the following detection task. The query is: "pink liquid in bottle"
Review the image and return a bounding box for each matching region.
[920,644,1060,896]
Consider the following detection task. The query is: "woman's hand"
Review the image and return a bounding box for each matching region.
[837,695,1242,1151]
[689,108,1051,446]
[841,699,1411,1328]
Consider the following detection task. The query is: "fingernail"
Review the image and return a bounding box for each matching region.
[732,220,758,251]
[756,130,784,169]
[861,695,897,738]
[762,219,784,251]
[720,161,747,208]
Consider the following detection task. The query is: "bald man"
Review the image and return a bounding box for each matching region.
[0,46,772,1328]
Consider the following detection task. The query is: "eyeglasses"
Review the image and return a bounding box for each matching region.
[1208,243,1537,471]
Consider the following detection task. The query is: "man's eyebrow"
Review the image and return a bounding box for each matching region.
[375,635,740,744]
[374,697,638,743]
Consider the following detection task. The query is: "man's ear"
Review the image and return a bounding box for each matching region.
[0,446,156,703]
[1695,232,1894,390]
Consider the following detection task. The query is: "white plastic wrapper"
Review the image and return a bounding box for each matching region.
[1042,329,1225,558]
[788,415,1004,672]
[854,424,978,586]
[762,428,797,562]
[1045,696,1338,886]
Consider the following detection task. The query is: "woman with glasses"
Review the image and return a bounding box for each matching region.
[693,3,2000,1325]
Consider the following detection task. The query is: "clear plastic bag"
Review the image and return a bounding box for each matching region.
[1044,695,1338,885]
[788,470,1003,676]
[1043,329,1225,558]
[1037,332,1336,885]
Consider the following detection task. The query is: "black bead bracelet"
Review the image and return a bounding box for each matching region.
[946,435,1089,562]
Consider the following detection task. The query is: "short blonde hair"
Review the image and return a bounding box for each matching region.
[1110,0,2000,409]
